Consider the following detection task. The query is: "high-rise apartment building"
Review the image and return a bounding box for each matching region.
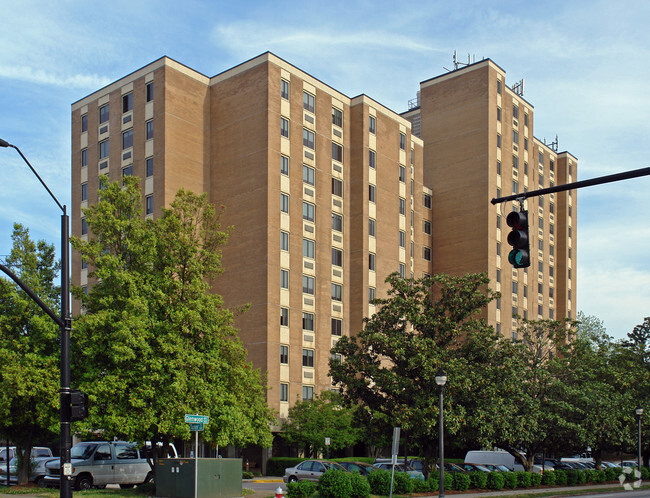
[403,59,577,339]
[71,54,576,455]
[70,53,431,427]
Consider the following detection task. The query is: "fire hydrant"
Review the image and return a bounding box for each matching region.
[275,486,284,498]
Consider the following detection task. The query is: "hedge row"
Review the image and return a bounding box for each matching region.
[285,466,649,497]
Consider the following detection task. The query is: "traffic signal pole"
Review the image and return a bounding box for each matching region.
[491,167,650,205]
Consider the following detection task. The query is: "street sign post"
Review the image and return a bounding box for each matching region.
[325,437,330,459]
[185,414,209,424]
[189,423,204,431]
[185,414,209,498]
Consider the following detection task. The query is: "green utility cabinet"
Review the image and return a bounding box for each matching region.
[156,458,242,498]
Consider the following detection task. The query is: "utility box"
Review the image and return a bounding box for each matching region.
[156,458,242,498]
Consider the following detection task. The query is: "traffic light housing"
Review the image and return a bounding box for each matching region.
[70,389,89,421]
[506,210,530,268]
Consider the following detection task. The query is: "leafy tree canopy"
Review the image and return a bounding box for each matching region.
[71,177,274,458]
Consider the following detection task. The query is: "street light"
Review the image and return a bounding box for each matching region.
[435,368,447,498]
[636,405,643,470]
[0,138,72,498]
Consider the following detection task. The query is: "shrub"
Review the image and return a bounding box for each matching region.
[318,469,352,498]
[530,472,542,486]
[267,457,305,477]
[515,471,531,488]
[503,471,518,489]
[604,467,620,482]
[286,480,317,498]
[349,471,371,498]
[469,471,488,489]
[443,471,453,491]
[242,470,254,479]
[566,469,579,485]
[452,472,471,491]
[412,478,429,493]
[393,472,415,494]
[367,469,391,496]
[426,476,439,492]
[593,469,606,483]
[641,466,650,480]
[583,469,596,483]
[577,469,587,484]
[542,470,556,485]
[554,469,567,485]
[486,472,505,490]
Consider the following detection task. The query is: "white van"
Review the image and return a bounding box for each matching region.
[465,450,544,473]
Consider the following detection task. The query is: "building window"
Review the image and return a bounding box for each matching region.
[281,231,289,251]
[423,220,431,235]
[369,150,376,168]
[369,218,376,237]
[281,79,289,100]
[368,287,375,303]
[399,133,406,150]
[399,263,406,278]
[513,130,519,144]
[122,93,133,113]
[81,114,88,133]
[303,238,315,259]
[81,257,87,270]
[280,193,289,213]
[512,281,518,294]
[524,113,529,126]
[332,213,343,232]
[513,105,519,120]
[497,79,502,94]
[303,164,315,185]
[303,312,314,331]
[332,142,343,162]
[81,149,88,167]
[332,248,342,267]
[539,152,544,164]
[331,318,342,336]
[281,117,289,138]
[399,165,406,182]
[303,202,315,222]
[280,345,288,364]
[496,160,501,175]
[81,182,88,201]
[496,242,501,256]
[497,133,501,149]
[399,230,406,248]
[524,137,529,150]
[281,155,289,175]
[122,129,133,150]
[122,164,133,177]
[331,283,342,302]
[369,185,375,203]
[146,120,154,140]
[538,304,543,316]
[538,261,543,272]
[332,178,343,197]
[497,107,501,121]
[146,157,153,177]
[369,115,376,134]
[146,82,154,102]
[303,349,314,367]
[145,195,153,215]
[332,107,342,127]
[399,197,406,215]
[538,216,543,230]
[280,269,289,289]
[280,383,288,402]
[424,193,432,209]
[302,275,314,295]
[303,92,315,113]
[496,269,501,283]
[280,307,289,326]
[99,139,109,159]
[302,386,314,401]
[423,247,431,261]
[513,155,518,170]
[512,180,518,194]
[369,253,375,271]
[303,129,315,149]
[99,104,109,124]
[81,218,88,235]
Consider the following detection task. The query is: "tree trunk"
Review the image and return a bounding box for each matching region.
[17,437,34,486]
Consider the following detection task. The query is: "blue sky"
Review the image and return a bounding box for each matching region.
[1,0,648,340]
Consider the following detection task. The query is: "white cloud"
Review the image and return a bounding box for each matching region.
[0,65,110,89]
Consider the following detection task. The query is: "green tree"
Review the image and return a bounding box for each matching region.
[473,317,581,471]
[0,224,60,484]
[71,177,273,473]
[281,391,361,457]
[329,272,499,470]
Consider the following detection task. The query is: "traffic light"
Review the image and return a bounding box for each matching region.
[70,389,89,421]
[506,209,530,268]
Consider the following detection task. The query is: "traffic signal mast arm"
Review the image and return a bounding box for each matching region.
[491,166,650,205]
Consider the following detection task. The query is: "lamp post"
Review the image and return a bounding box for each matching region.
[636,406,643,470]
[435,368,447,498]
[0,138,71,498]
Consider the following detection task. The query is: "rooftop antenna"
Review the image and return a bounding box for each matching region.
[443,51,477,72]
[543,135,559,152]
[512,79,525,96]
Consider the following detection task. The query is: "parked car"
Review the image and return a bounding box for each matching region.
[480,463,512,472]
[464,450,544,473]
[44,441,176,490]
[441,462,467,473]
[457,462,492,472]
[1,455,58,486]
[374,457,425,472]
[338,461,374,475]
[371,462,424,480]
[283,460,347,483]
